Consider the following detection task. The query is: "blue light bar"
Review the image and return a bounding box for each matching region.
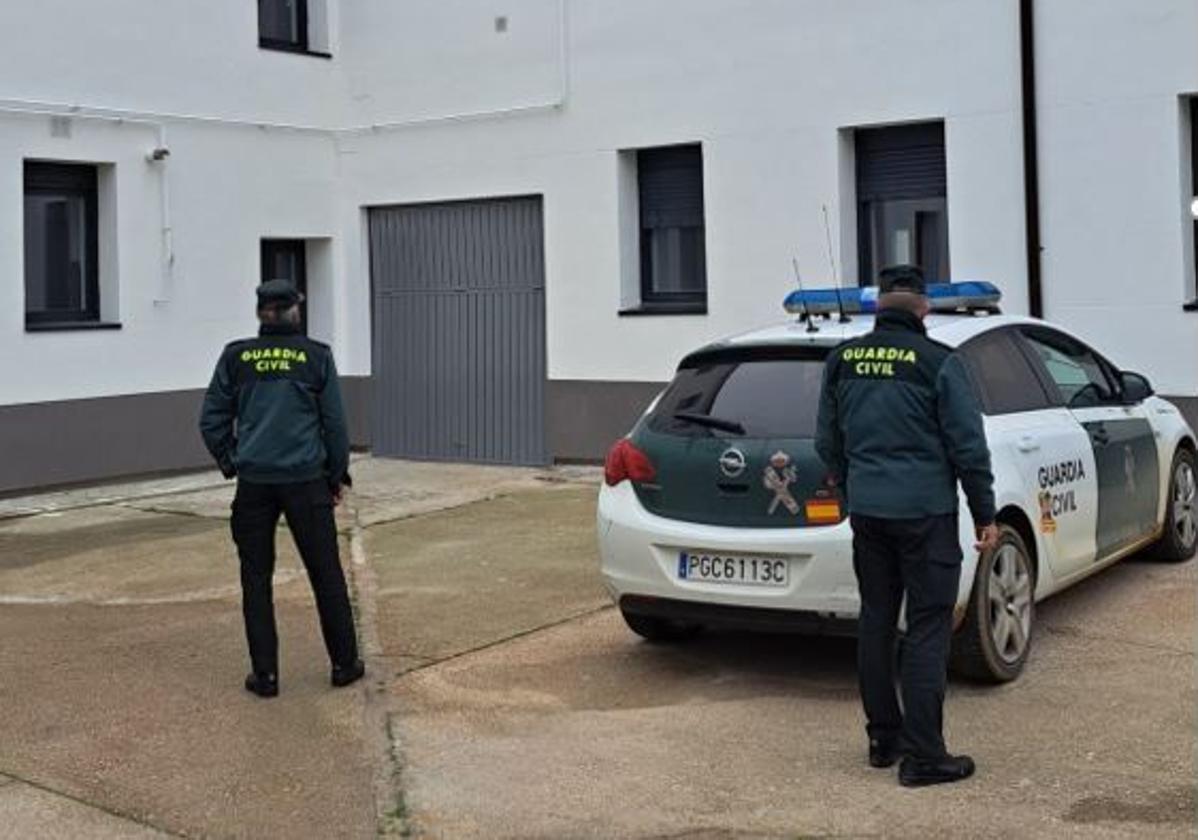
[783,281,1002,316]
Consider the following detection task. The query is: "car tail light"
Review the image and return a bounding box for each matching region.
[604,438,657,486]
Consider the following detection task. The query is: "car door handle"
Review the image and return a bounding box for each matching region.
[1017,435,1040,453]
[1091,430,1110,446]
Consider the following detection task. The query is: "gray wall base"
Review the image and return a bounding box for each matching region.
[9,382,1193,495]
[348,376,664,463]
[546,379,667,462]
[0,376,374,496]
[341,376,373,449]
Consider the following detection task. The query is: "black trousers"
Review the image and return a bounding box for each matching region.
[231,478,359,676]
[850,513,962,760]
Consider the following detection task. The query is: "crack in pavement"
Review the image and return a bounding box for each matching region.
[343,495,412,838]
[117,502,228,521]
[353,475,599,532]
[390,604,616,679]
[365,601,614,839]
[0,481,232,523]
[0,457,378,523]
[0,570,307,607]
[352,491,521,531]
[0,768,186,838]
[349,487,611,836]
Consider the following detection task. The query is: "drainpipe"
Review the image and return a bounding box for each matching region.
[148,124,174,303]
[0,102,179,303]
[1020,0,1044,318]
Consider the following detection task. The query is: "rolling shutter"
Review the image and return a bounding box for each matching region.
[856,122,946,202]
[638,145,705,229]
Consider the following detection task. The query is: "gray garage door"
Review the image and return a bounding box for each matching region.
[369,196,547,465]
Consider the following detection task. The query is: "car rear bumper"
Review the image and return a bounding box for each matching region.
[597,481,862,621]
[619,594,859,635]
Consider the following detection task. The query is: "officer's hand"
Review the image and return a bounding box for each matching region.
[331,485,344,507]
[975,523,999,553]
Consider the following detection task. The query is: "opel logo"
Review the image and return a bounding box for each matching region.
[719,448,747,478]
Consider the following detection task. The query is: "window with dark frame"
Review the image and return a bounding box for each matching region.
[855,122,950,285]
[24,161,100,328]
[648,356,825,438]
[637,144,707,312]
[258,0,308,52]
[261,238,308,334]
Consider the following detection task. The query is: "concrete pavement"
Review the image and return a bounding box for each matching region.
[391,567,1195,839]
[0,458,598,838]
[1,458,1194,838]
[0,498,377,839]
[378,492,1195,838]
[0,774,170,840]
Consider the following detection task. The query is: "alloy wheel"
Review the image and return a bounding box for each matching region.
[1173,461,1197,551]
[988,543,1033,665]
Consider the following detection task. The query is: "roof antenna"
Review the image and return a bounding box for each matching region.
[822,204,850,323]
[791,257,820,333]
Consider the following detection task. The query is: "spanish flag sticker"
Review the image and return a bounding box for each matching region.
[805,498,842,524]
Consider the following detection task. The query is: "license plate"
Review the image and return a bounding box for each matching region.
[677,551,788,587]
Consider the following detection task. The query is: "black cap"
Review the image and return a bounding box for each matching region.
[877,264,926,295]
[256,278,304,307]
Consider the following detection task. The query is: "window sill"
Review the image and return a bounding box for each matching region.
[258,41,332,59]
[619,303,708,317]
[26,321,122,332]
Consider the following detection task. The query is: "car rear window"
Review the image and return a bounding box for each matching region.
[647,355,827,438]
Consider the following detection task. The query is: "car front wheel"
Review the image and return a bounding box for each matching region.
[1150,448,1198,562]
[950,524,1034,683]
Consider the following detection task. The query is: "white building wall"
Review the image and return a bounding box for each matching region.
[338,0,1028,383]
[0,0,343,128]
[0,0,1194,408]
[0,116,339,404]
[337,0,564,126]
[1035,0,1198,396]
[0,1,348,407]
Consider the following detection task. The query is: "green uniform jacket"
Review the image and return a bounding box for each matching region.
[815,307,996,525]
[199,323,350,487]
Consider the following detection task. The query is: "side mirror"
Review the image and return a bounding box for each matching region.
[1120,371,1154,404]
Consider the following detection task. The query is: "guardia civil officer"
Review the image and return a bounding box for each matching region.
[199,279,364,698]
[815,265,999,787]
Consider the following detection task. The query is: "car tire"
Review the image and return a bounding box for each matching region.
[1149,448,1198,563]
[950,524,1034,684]
[619,608,700,643]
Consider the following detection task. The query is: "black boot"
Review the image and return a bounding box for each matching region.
[868,738,906,769]
[331,659,365,688]
[244,672,279,698]
[898,754,975,787]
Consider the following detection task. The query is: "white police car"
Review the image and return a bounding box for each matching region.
[597,283,1197,682]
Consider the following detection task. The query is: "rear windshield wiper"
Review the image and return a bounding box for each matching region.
[673,411,746,435]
